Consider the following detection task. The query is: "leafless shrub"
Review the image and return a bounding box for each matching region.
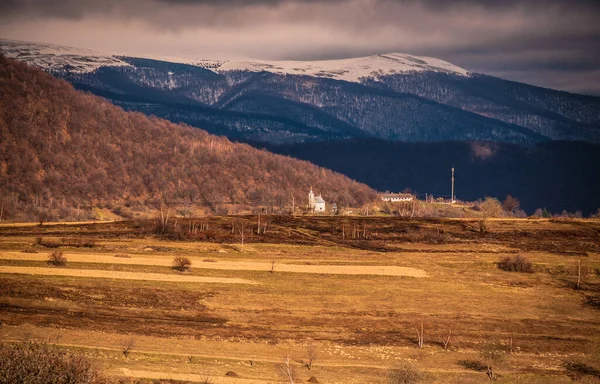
[277,354,298,384]
[270,260,278,274]
[172,256,192,272]
[564,361,600,381]
[121,338,135,358]
[481,340,505,383]
[298,344,317,370]
[388,362,424,384]
[406,229,449,244]
[457,359,487,372]
[0,342,110,384]
[441,329,452,351]
[497,254,534,273]
[479,219,488,234]
[21,248,38,253]
[47,250,67,267]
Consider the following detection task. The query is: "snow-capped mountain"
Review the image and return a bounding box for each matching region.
[193,53,469,82]
[0,39,130,74]
[0,38,468,82]
[2,38,599,144]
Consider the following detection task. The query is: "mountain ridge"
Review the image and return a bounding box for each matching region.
[0,38,469,81]
[2,38,599,145]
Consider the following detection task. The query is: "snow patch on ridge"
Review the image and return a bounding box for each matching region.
[0,39,130,73]
[0,39,469,81]
[194,53,470,81]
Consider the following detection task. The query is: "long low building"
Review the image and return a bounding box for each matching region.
[379,193,414,202]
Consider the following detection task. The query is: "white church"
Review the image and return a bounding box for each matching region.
[308,187,326,212]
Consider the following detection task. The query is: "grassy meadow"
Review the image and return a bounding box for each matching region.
[0,216,599,383]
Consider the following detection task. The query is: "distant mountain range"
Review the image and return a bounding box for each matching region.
[2,39,599,145]
[2,39,599,215]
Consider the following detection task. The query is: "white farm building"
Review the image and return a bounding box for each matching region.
[308,187,326,212]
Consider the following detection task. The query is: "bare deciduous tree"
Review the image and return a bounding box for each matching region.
[290,195,296,217]
[238,220,245,251]
[277,354,298,384]
[159,205,170,234]
[122,338,135,358]
[481,340,504,383]
[172,256,192,272]
[305,345,317,370]
[414,322,424,349]
[441,329,452,351]
[47,250,66,267]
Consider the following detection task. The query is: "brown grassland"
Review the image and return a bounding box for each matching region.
[0,216,599,383]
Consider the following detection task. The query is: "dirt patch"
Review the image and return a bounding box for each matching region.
[0,266,257,285]
[119,368,278,384]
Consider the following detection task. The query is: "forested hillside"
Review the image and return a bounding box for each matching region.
[0,56,376,221]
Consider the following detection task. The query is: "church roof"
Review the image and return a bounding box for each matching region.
[314,196,325,204]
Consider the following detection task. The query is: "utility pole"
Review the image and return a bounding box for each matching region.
[451,167,455,204]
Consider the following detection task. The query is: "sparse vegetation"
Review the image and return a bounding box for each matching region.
[479,219,488,234]
[0,342,109,384]
[497,254,534,273]
[121,338,135,358]
[388,362,424,384]
[414,321,424,348]
[47,250,67,266]
[277,355,298,384]
[481,340,505,383]
[0,217,599,383]
[171,256,192,272]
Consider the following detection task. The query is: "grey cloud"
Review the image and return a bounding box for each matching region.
[0,0,599,94]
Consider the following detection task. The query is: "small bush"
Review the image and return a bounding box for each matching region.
[388,362,423,384]
[565,361,600,381]
[457,359,487,372]
[172,256,192,272]
[479,219,488,234]
[0,342,109,384]
[497,254,534,273]
[47,250,67,267]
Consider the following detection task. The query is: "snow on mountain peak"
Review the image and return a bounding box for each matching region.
[0,39,469,81]
[195,53,470,81]
[0,39,130,74]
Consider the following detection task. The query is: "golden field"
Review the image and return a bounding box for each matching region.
[0,216,599,383]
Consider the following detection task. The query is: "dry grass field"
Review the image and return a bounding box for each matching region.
[0,216,599,383]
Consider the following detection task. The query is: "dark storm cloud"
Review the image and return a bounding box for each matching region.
[1,0,599,94]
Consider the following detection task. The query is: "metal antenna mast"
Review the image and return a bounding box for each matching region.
[451,167,455,203]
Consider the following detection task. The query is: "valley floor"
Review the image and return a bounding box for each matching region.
[0,217,599,383]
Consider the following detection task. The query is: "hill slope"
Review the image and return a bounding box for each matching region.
[0,56,376,221]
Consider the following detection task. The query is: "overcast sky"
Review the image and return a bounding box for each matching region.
[1,0,599,95]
